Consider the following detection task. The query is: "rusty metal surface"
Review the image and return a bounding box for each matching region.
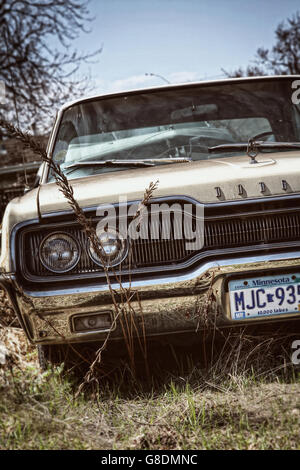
[2,77,300,346]
[11,257,300,345]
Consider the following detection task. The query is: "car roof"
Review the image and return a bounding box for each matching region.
[60,74,300,112]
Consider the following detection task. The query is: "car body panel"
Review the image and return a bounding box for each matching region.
[37,152,300,212]
[1,75,300,346]
[10,253,300,344]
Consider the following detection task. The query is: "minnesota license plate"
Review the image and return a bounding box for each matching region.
[229,273,300,320]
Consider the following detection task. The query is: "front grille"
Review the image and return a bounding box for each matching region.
[24,221,194,277]
[20,200,300,282]
[205,213,300,247]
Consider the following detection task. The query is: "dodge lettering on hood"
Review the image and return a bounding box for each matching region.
[1,76,300,366]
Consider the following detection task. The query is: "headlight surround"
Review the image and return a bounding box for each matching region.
[39,232,80,273]
[88,229,128,268]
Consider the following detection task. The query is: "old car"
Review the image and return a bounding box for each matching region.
[1,75,300,367]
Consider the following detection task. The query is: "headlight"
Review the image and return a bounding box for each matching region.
[39,232,80,273]
[88,229,128,267]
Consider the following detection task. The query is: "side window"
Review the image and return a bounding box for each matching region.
[292,104,300,140]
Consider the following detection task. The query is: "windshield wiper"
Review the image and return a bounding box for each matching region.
[64,157,192,172]
[208,140,300,164]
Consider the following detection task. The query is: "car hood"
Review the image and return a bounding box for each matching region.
[37,151,300,215]
[1,151,300,272]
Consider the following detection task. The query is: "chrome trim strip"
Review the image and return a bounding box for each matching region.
[59,75,300,113]
[41,110,63,184]
[12,194,300,286]
[17,202,300,284]
[40,75,300,185]
[37,192,300,219]
[22,250,300,297]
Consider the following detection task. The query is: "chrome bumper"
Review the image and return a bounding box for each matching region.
[2,251,300,345]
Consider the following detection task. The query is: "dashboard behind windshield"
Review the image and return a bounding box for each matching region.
[50,78,300,181]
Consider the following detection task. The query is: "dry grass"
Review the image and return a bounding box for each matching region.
[1,113,299,450]
[0,304,299,450]
[0,290,18,328]
[0,118,159,389]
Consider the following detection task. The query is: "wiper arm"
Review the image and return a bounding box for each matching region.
[209,140,300,164]
[65,157,192,171]
[209,141,300,152]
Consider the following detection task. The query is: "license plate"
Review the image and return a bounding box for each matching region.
[229,273,300,321]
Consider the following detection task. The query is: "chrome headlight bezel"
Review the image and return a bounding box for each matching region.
[39,231,81,273]
[87,229,129,268]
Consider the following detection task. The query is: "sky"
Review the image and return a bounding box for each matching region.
[70,0,300,95]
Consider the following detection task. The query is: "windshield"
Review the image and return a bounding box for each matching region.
[49,77,300,181]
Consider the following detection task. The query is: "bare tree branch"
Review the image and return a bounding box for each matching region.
[223,11,300,78]
[0,0,101,133]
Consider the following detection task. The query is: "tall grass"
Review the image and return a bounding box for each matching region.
[0,326,299,450]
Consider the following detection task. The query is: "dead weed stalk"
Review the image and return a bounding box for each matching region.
[0,119,158,389]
